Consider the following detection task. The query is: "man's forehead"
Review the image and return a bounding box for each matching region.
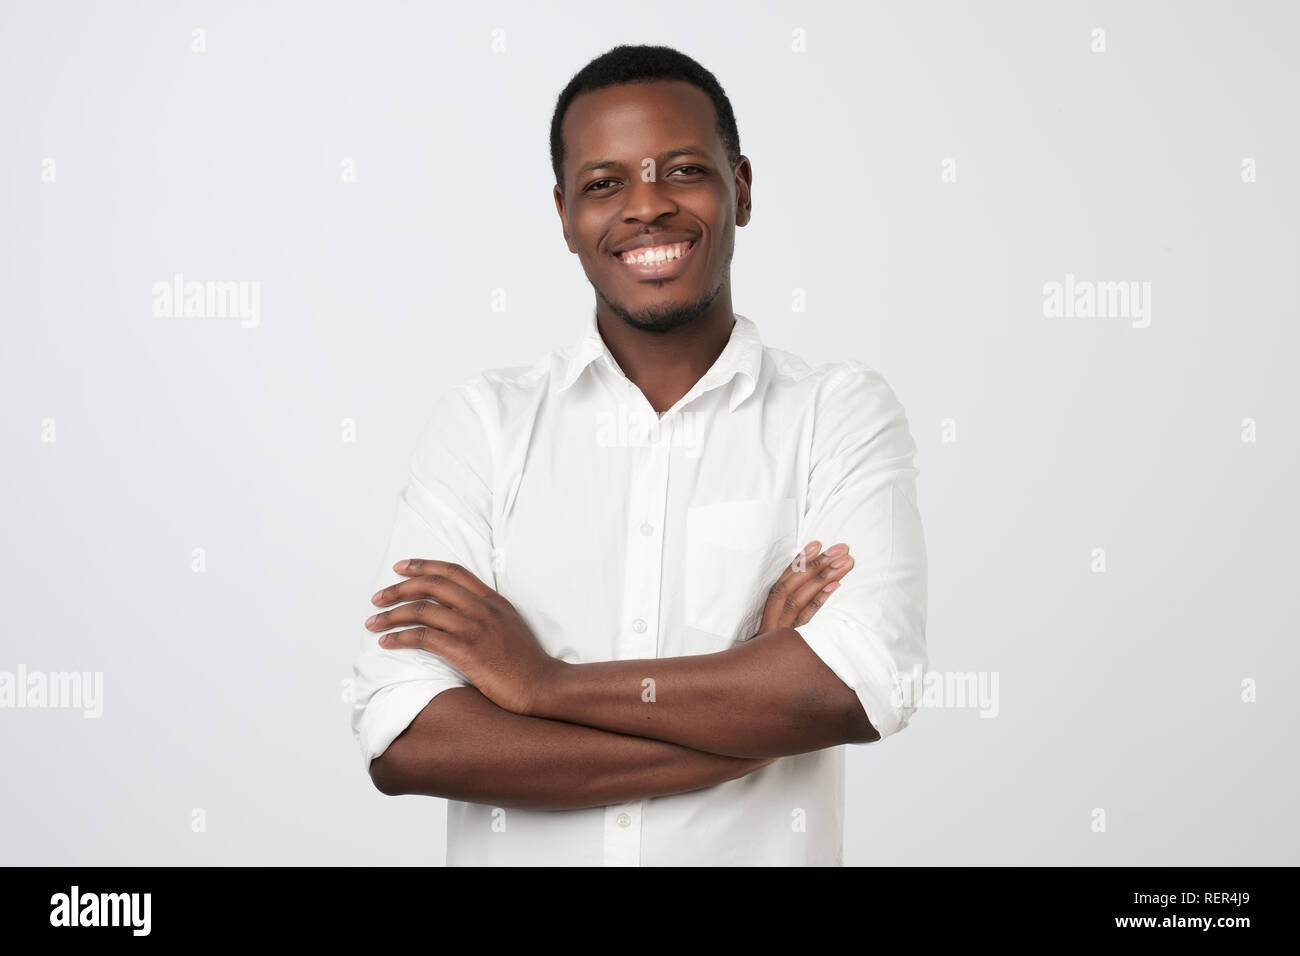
[564,80,718,159]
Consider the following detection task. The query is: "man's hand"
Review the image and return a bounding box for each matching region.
[365,558,564,716]
[757,540,854,635]
[364,541,853,720]
[512,537,867,758]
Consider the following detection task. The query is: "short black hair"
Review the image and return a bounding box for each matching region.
[549,44,742,194]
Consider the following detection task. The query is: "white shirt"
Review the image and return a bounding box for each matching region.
[350,310,928,865]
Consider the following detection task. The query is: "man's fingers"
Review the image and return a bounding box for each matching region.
[378,625,456,653]
[763,543,818,630]
[787,541,821,575]
[771,544,845,601]
[372,567,481,611]
[769,542,826,602]
[392,558,496,598]
[789,560,853,625]
[366,598,463,636]
[761,542,852,632]
[787,553,854,608]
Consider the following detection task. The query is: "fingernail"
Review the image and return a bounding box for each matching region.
[822,581,840,593]
[365,615,377,627]
[803,541,820,556]
[826,543,848,557]
[830,556,850,569]
[371,591,383,604]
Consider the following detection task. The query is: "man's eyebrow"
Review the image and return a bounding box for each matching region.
[576,146,709,176]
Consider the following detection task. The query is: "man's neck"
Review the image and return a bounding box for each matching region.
[594,299,736,415]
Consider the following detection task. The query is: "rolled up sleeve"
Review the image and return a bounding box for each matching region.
[793,363,928,743]
[350,380,495,769]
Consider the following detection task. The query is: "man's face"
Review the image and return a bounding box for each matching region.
[554,79,752,334]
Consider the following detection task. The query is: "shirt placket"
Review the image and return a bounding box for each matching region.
[602,401,673,866]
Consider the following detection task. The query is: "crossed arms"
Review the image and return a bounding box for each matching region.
[366,547,870,811]
[352,366,927,811]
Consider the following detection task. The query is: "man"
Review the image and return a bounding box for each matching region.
[350,44,928,866]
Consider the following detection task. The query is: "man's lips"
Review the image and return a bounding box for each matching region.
[610,239,697,279]
[610,233,697,256]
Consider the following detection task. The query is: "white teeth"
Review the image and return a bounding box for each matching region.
[620,241,691,265]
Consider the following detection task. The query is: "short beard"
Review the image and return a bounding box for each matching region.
[594,275,724,335]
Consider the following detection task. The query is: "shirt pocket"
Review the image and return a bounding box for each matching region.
[684,498,798,639]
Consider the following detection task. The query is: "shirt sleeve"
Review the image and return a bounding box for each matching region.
[792,362,928,743]
[349,380,495,770]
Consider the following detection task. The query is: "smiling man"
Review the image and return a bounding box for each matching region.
[349,44,928,866]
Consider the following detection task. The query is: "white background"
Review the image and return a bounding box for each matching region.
[1,0,1296,864]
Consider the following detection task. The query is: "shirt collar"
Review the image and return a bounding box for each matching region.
[558,307,763,413]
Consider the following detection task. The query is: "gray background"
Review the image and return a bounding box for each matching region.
[1,0,1296,864]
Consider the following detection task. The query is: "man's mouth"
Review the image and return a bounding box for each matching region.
[611,239,697,279]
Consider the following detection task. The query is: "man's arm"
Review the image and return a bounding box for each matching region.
[370,686,772,810]
[529,365,927,757]
[355,383,775,803]
[525,626,877,760]
[370,365,927,761]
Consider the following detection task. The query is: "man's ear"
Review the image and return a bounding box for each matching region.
[734,156,753,228]
[553,184,576,253]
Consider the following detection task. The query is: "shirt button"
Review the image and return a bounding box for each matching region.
[639,522,654,536]
[632,618,647,634]
[616,813,631,827]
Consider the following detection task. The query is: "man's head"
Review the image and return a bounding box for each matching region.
[551,45,752,335]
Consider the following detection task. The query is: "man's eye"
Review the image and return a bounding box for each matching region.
[586,167,706,192]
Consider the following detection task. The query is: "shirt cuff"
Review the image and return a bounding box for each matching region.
[352,678,465,770]
[793,616,916,742]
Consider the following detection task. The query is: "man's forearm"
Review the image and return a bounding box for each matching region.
[369,685,773,810]
[529,627,879,758]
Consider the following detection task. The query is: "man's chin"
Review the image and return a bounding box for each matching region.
[596,284,718,335]
[621,310,698,334]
